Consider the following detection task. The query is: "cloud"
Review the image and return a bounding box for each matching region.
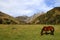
[0,0,54,17]
[54,0,60,7]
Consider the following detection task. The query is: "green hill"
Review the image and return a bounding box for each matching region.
[0,11,20,24]
[28,7,60,24]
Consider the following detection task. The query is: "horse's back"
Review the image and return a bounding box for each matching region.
[41,26,54,35]
[43,26,54,31]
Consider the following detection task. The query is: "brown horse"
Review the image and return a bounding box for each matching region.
[41,26,54,35]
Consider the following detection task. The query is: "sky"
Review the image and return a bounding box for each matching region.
[0,0,60,17]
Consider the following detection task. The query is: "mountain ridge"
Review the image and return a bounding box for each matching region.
[0,11,20,24]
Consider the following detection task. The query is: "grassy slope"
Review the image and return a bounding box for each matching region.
[0,11,20,24]
[0,25,60,40]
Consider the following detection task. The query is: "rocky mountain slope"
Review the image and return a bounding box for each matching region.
[0,11,20,24]
[27,7,60,24]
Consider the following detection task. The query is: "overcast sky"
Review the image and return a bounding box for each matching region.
[0,0,60,17]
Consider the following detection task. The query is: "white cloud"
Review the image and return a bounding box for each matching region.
[54,0,60,7]
[0,0,53,17]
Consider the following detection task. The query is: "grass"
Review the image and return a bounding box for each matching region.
[0,24,60,40]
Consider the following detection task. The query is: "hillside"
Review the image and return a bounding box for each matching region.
[28,7,60,24]
[16,16,29,24]
[1,7,60,24]
[0,11,20,24]
[27,12,44,24]
[39,7,60,24]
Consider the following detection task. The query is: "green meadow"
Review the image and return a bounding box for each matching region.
[0,24,60,40]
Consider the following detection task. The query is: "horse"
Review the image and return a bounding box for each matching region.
[41,26,54,35]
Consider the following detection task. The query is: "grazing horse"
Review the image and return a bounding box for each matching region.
[41,26,54,35]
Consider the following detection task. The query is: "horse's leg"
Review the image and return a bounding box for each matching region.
[50,29,54,35]
[50,31,54,35]
[45,31,48,35]
[52,27,54,35]
[41,29,43,35]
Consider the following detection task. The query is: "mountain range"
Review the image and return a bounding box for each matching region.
[28,7,60,24]
[0,7,60,24]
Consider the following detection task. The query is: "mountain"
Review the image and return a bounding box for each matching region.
[1,7,60,24]
[27,7,60,24]
[26,12,44,24]
[0,11,20,24]
[16,16,29,24]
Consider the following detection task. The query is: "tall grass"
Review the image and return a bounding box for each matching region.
[0,24,60,40]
